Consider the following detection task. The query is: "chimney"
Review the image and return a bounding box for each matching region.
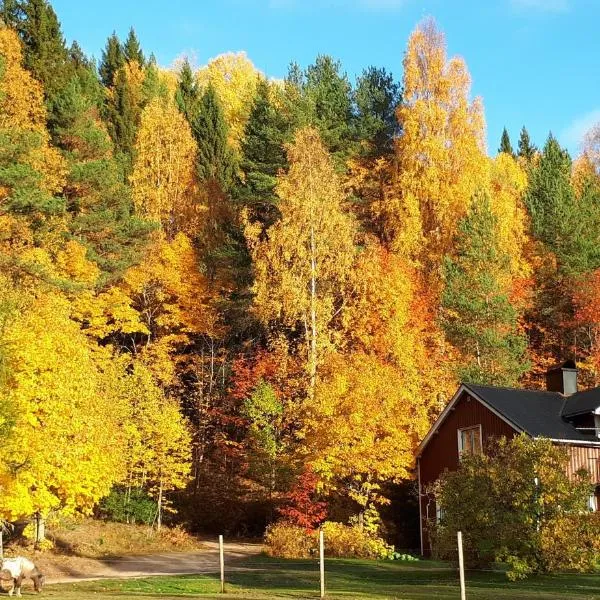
[546,360,578,395]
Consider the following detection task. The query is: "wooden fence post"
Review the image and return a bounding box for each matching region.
[319,529,325,598]
[219,534,225,593]
[457,530,466,600]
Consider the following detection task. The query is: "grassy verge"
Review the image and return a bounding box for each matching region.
[38,555,600,599]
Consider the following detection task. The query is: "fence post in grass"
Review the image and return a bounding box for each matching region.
[219,534,225,593]
[319,528,325,598]
[457,531,466,600]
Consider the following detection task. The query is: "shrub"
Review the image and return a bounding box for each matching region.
[98,487,157,525]
[264,522,315,558]
[430,435,600,579]
[321,521,394,560]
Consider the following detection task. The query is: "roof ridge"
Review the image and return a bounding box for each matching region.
[463,382,560,395]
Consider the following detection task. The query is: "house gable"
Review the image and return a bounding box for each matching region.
[418,387,519,487]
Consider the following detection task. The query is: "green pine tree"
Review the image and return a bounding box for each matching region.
[99,32,123,88]
[192,84,237,192]
[238,79,289,224]
[304,55,354,166]
[498,127,514,157]
[123,27,144,66]
[141,54,166,103]
[51,74,153,281]
[354,66,401,158]
[525,134,600,275]
[5,0,73,122]
[517,126,537,161]
[175,58,200,123]
[442,191,528,386]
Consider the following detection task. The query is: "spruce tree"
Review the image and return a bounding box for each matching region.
[498,127,514,157]
[239,79,289,221]
[192,84,237,192]
[141,54,165,103]
[354,66,401,158]
[99,32,123,88]
[525,134,600,275]
[304,55,354,165]
[123,27,144,66]
[175,58,200,123]
[9,0,70,87]
[6,0,72,117]
[518,126,537,161]
[442,191,528,386]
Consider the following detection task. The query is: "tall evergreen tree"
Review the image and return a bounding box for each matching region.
[525,134,600,275]
[304,55,354,165]
[123,27,144,65]
[354,66,401,158]
[4,0,73,120]
[175,58,200,123]
[442,191,528,386]
[105,67,140,165]
[518,126,537,161]
[192,84,237,192]
[239,79,289,224]
[99,32,123,88]
[498,127,514,156]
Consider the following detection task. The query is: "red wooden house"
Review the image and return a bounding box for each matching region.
[416,361,600,555]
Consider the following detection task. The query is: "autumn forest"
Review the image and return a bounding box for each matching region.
[1,0,600,544]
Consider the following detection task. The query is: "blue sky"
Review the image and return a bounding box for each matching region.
[52,0,599,157]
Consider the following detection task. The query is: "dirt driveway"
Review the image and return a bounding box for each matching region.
[36,541,262,584]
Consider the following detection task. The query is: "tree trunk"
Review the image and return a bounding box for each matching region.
[34,512,45,543]
[157,479,163,530]
[309,221,318,400]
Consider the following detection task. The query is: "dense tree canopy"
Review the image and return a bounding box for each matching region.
[0,4,597,539]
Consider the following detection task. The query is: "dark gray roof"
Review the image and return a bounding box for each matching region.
[562,388,600,417]
[464,383,595,442]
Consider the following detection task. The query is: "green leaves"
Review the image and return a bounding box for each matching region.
[442,191,528,386]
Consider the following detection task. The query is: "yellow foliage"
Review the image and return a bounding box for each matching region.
[0,27,66,194]
[55,240,101,286]
[0,288,128,520]
[303,351,432,494]
[488,153,531,283]
[246,127,355,396]
[118,361,192,506]
[0,27,46,131]
[131,97,201,237]
[197,52,261,150]
[389,19,487,266]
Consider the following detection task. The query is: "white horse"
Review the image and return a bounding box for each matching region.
[0,557,44,596]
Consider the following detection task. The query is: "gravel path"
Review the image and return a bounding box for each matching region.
[41,541,262,584]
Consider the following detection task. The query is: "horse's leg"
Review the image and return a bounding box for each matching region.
[7,577,15,596]
[14,576,23,597]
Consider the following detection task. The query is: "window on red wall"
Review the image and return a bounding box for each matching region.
[458,425,482,456]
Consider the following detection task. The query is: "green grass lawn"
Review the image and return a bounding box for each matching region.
[38,556,600,599]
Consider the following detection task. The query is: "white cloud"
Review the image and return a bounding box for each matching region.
[561,108,600,152]
[510,0,570,13]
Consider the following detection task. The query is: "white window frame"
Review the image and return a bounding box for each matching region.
[594,411,600,438]
[457,425,483,457]
[588,494,597,512]
[436,502,444,523]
